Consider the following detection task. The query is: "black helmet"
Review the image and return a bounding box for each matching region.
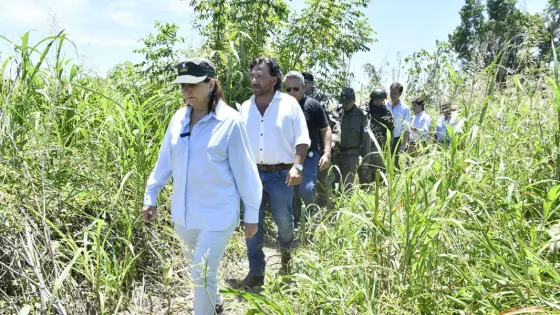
[370,87,387,100]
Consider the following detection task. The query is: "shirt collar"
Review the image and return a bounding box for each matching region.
[250,90,283,104]
[185,100,230,122]
[211,100,230,121]
[389,100,402,108]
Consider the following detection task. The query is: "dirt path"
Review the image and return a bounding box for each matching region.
[123,229,288,314]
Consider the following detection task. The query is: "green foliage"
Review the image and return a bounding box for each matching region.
[189,0,291,106]
[1,4,560,314]
[405,41,466,107]
[188,0,376,104]
[449,0,552,78]
[275,0,376,95]
[449,0,486,63]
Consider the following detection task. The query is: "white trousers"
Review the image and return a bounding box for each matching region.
[174,222,236,315]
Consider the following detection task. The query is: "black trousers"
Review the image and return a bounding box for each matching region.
[390,137,402,169]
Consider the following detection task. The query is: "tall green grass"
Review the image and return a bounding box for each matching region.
[1,31,559,314]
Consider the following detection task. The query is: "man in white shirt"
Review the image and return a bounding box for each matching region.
[386,82,411,168]
[408,99,432,156]
[238,57,311,287]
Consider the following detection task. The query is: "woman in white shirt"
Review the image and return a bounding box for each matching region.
[142,58,262,315]
[408,99,432,156]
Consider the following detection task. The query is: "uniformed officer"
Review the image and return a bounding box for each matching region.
[337,88,371,190]
[358,87,394,185]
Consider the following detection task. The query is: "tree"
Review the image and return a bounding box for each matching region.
[449,0,486,63]
[188,0,291,105]
[275,0,376,95]
[449,0,549,79]
[188,0,376,104]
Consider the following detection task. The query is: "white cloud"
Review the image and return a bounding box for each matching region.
[110,11,143,27]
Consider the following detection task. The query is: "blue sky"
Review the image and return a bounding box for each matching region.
[0,0,550,88]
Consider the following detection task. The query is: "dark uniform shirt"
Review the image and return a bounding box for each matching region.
[339,105,371,157]
[367,103,395,149]
[298,96,329,152]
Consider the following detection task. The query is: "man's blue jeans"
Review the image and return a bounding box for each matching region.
[294,151,320,223]
[246,169,294,276]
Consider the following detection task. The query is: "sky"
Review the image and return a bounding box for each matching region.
[0,0,551,88]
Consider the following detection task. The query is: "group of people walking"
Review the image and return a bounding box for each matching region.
[141,56,465,314]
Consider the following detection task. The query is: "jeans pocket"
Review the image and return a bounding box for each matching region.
[276,169,289,180]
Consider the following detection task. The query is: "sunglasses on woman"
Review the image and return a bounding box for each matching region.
[286,87,300,92]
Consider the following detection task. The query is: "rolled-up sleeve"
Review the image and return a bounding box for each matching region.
[292,100,311,147]
[228,117,263,224]
[144,125,173,207]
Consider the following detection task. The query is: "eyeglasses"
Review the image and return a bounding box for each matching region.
[286,87,300,92]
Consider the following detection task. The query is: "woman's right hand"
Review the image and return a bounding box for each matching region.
[142,205,157,221]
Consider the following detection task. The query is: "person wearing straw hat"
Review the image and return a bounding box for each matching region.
[142,57,262,315]
[434,102,464,147]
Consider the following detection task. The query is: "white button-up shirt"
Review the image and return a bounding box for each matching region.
[143,101,262,231]
[239,91,310,165]
[410,111,432,143]
[386,101,411,138]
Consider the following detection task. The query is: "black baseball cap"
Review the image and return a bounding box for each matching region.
[172,57,216,84]
[339,88,355,105]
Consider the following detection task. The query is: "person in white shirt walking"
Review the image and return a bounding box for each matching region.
[142,58,262,315]
[238,57,311,287]
[408,99,432,156]
[386,82,411,169]
[434,103,465,147]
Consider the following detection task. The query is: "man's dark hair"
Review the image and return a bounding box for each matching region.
[250,57,283,91]
[302,72,314,82]
[412,99,425,111]
[390,82,404,94]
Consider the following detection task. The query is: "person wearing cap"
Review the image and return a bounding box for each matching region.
[386,82,412,169]
[434,102,464,146]
[408,99,432,156]
[142,58,262,315]
[284,71,332,226]
[302,72,330,105]
[338,87,371,190]
[358,87,394,185]
[238,57,310,287]
[302,72,339,208]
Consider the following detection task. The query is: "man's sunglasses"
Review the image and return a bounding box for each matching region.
[286,87,300,92]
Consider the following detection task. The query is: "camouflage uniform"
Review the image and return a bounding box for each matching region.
[338,90,371,190]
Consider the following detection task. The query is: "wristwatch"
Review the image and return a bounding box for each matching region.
[293,163,304,173]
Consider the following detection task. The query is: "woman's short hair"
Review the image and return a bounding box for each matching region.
[412,99,425,111]
[250,57,283,91]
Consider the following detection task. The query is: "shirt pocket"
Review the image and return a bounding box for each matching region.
[207,132,227,162]
[350,116,362,136]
